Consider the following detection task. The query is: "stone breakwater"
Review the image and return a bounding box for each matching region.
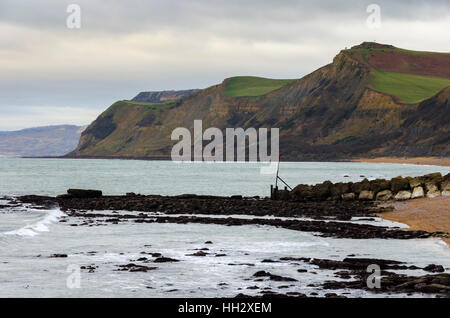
[275,172,450,202]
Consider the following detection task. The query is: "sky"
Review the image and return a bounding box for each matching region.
[0,0,449,130]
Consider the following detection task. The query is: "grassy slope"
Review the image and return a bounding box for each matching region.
[222,76,295,97]
[372,71,450,104]
[346,46,450,104]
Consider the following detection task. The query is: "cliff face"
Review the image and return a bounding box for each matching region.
[70,43,450,160]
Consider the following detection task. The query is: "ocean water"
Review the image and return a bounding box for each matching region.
[0,158,449,298]
[0,157,449,197]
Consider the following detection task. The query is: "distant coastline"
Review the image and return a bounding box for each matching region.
[19,156,450,167]
[355,157,450,167]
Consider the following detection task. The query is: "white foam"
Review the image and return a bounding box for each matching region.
[3,208,65,237]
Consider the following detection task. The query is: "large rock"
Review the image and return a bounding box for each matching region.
[425,183,441,198]
[391,177,410,193]
[67,189,103,198]
[330,182,351,199]
[441,180,450,196]
[369,179,390,194]
[341,193,356,201]
[312,181,333,199]
[290,184,314,200]
[421,173,443,191]
[359,190,374,200]
[376,190,393,201]
[394,190,412,201]
[351,178,370,194]
[411,186,425,199]
[407,177,421,189]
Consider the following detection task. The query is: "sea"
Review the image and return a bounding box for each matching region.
[1,157,449,297]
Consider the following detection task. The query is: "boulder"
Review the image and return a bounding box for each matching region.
[312,181,333,199]
[394,190,412,201]
[421,172,443,186]
[376,190,393,201]
[369,179,390,194]
[290,184,314,200]
[341,193,356,201]
[358,190,374,200]
[391,177,410,193]
[425,183,441,198]
[441,180,450,196]
[330,182,351,198]
[67,189,103,198]
[406,177,421,189]
[277,190,290,201]
[411,186,424,199]
[351,179,370,194]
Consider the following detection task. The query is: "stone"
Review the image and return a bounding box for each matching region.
[425,183,441,198]
[394,190,412,201]
[391,177,410,193]
[67,189,102,198]
[407,177,421,189]
[411,186,425,199]
[341,193,356,200]
[376,190,393,201]
[369,179,390,193]
[358,190,374,200]
[351,179,370,194]
[441,180,450,196]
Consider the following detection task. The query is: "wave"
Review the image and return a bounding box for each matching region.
[3,208,65,237]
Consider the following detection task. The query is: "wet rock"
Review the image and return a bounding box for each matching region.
[376,190,393,201]
[424,264,445,273]
[411,186,425,199]
[252,271,297,282]
[394,190,412,201]
[351,179,370,194]
[407,177,421,189]
[50,254,68,258]
[369,179,390,194]
[341,193,356,200]
[359,190,374,200]
[67,189,102,198]
[442,180,450,196]
[154,257,180,263]
[204,241,213,244]
[425,183,441,198]
[116,263,158,272]
[391,177,410,193]
[186,251,208,257]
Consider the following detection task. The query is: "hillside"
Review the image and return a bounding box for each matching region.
[0,125,84,157]
[132,89,200,103]
[69,42,450,160]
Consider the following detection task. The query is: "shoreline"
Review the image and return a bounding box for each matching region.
[355,157,450,167]
[381,196,450,248]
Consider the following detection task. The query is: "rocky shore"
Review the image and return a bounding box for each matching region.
[10,172,450,298]
[274,172,450,202]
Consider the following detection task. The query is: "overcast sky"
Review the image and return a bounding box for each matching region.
[0,0,449,130]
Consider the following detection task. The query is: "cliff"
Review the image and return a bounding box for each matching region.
[69,43,450,160]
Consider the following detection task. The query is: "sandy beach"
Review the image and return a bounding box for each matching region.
[355,157,450,167]
[381,196,450,247]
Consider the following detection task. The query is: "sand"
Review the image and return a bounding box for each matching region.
[381,196,450,247]
[354,157,450,167]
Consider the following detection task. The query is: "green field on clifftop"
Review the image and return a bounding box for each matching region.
[372,71,450,104]
[223,76,295,97]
